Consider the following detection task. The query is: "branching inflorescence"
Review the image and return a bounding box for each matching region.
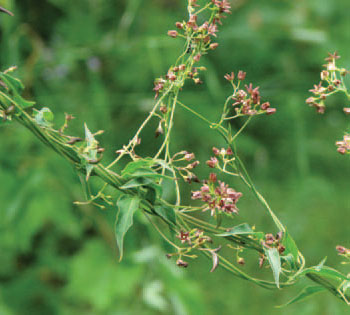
[0,1,349,307]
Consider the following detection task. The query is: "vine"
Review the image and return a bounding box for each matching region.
[0,1,349,306]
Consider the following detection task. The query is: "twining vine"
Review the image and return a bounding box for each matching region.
[1,1,349,307]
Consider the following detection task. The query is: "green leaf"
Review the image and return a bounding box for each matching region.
[153,205,176,226]
[216,223,263,238]
[341,281,350,293]
[278,286,326,307]
[265,247,281,288]
[34,107,54,127]
[308,266,349,281]
[83,124,99,180]
[0,72,35,109]
[115,195,140,261]
[122,159,156,177]
[0,72,24,93]
[120,177,154,189]
[282,230,300,263]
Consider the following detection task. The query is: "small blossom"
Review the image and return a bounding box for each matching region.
[237,70,246,80]
[324,51,340,62]
[224,72,234,81]
[206,157,218,168]
[194,54,201,62]
[185,152,195,161]
[209,43,219,50]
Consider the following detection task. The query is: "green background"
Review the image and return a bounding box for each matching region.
[1,0,350,314]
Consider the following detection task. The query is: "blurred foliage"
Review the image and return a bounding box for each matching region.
[1,0,350,314]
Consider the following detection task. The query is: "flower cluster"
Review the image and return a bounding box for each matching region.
[262,232,285,254]
[306,52,349,114]
[176,229,212,246]
[336,134,350,155]
[166,229,213,268]
[206,146,233,168]
[225,72,276,116]
[153,1,232,99]
[172,151,200,183]
[191,173,242,216]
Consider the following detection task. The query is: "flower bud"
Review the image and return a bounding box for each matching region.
[237,257,245,265]
[168,30,178,38]
[261,102,270,110]
[209,43,219,50]
[175,22,183,29]
[209,172,217,183]
[343,108,350,115]
[266,108,276,115]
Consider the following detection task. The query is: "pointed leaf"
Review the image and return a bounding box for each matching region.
[120,177,154,189]
[282,230,300,263]
[0,72,35,109]
[122,159,156,177]
[115,195,140,261]
[278,286,326,307]
[153,205,176,226]
[265,247,281,288]
[216,223,263,238]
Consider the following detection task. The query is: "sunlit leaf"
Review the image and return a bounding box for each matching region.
[265,247,281,288]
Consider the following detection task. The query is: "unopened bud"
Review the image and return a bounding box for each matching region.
[175,22,183,29]
[155,123,164,138]
[266,108,276,115]
[237,257,245,265]
[168,30,178,38]
[343,108,350,115]
[209,173,217,183]
[209,43,219,50]
[337,147,347,155]
[261,102,270,110]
